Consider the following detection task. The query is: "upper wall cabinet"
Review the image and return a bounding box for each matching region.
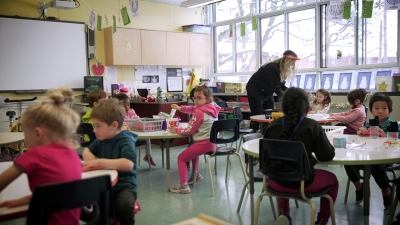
[189,33,211,66]
[104,27,141,66]
[141,30,167,65]
[167,32,190,66]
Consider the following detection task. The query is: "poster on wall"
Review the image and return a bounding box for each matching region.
[357,72,372,90]
[338,73,352,90]
[303,74,316,90]
[321,73,334,90]
[288,75,301,87]
[376,70,392,76]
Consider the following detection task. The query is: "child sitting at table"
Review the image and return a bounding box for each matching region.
[309,88,331,114]
[82,98,138,225]
[116,93,156,166]
[264,87,337,225]
[168,86,220,194]
[0,88,82,225]
[329,88,367,134]
[346,93,397,209]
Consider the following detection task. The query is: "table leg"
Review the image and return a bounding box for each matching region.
[363,165,371,225]
[18,141,23,155]
[161,138,175,191]
[249,155,255,224]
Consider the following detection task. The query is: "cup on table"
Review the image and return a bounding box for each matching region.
[166,118,180,130]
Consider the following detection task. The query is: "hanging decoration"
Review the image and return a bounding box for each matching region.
[113,15,117,33]
[385,0,400,9]
[229,23,233,37]
[240,22,246,36]
[343,1,352,19]
[129,0,140,18]
[88,10,96,30]
[121,6,131,26]
[97,14,102,31]
[362,0,374,18]
[251,15,258,31]
[104,15,109,25]
[328,2,344,20]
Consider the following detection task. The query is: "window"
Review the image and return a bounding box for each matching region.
[236,21,256,72]
[260,15,285,64]
[215,0,256,22]
[259,0,315,14]
[215,25,233,73]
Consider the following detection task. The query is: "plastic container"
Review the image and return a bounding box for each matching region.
[369,117,380,139]
[126,118,164,132]
[387,121,399,146]
[182,24,211,34]
[322,126,346,135]
[226,102,250,112]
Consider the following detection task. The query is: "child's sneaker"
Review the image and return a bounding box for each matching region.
[277,213,292,225]
[355,183,363,204]
[143,155,156,166]
[170,183,191,194]
[188,173,203,185]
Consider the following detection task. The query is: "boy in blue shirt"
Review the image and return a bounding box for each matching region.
[346,93,397,209]
[82,98,138,225]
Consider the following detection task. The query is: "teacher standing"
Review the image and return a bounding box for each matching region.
[246,50,300,130]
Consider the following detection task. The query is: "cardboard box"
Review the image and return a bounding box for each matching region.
[216,82,225,93]
[224,82,247,94]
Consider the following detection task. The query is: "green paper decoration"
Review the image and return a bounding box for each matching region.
[113,15,117,33]
[229,23,233,37]
[240,22,245,36]
[343,1,351,19]
[252,15,258,31]
[362,0,373,18]
[121,6,131,26]
[97,15,102,31]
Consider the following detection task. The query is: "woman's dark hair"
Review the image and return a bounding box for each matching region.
[347,88,367,106]
[115,93,129,101]
[368,92,393,113]
[313,88,331,105]
[280,87,310,140]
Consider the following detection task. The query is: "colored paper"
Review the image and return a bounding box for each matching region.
[240,22,245,36]
[343,1,351,19]
[252,15,258,31]
[88,11,96,31]
[121,6,131,25]
[113,15,117,33]
[362,0,373,18]
[97,15,102,31]
[229,23,233,37]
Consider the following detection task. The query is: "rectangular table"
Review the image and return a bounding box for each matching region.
[242,135,400,225]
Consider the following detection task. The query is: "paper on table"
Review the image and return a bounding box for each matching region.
[170,109,176,118]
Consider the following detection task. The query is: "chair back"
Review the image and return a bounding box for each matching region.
[76,123,96,147]
[243,133,262,164]
[27,175,114,225]
[364,106,368,125]
[210,119,240,145]
[259,139,312,182]
[232,107,243,122]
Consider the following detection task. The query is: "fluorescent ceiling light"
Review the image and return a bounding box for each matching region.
[180,0,223,8]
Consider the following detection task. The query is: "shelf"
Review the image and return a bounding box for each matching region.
[213,93,247,96]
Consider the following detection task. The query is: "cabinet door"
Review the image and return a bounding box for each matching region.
[167,32,190,65]
[141,30,167,65]
[189,33,211,66]
[104,27,141,65]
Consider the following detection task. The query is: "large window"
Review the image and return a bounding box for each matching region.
[215,0,256,22]
[215,25,233,73]
[259,0,315,14]
[260,15,285,64]
[236,20,256,72]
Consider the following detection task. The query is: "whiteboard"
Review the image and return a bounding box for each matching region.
[0,16,88,91]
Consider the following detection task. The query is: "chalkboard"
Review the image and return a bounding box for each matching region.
[0,16,88,91]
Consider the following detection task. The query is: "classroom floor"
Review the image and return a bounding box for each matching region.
[3,143,400,225]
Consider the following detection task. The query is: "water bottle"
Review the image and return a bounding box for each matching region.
[387,121,399,147]
[369,116,380,139]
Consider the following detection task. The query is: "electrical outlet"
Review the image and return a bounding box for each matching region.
[38,2,47,15]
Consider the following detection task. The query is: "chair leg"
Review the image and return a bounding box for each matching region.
[138,146,141,166]
[214,157,217,175]
[206,156,214,197]
[254,193,267,225]
[327,195,336,225]
[160,143,165,168]
[225,155,230,183]
[192,156,200,188]
[236,180,249,213]
[308,201,317,225]
[344,178,350,203]
[236,153,248,183]
[388,194,398,225]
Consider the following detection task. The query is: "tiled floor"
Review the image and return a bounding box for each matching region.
[2,143,400,225]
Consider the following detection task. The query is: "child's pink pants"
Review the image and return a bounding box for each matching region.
[177,139,214,184]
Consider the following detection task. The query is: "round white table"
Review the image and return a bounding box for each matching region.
[250,114,338,124]
[131,130,186,190]
[0,132,25,155]
[242,136,400,225]
[0,161,118,222]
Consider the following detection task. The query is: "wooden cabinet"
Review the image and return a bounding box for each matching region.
[130,101,188,146]
[189,33,211,66]
[141,30,167,65]
[167,32,190,65]
[104,27,141,66]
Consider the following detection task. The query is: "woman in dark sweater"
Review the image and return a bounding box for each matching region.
[264,87,338,225]
[246,50,300,130]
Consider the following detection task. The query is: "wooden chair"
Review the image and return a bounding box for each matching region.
[27,175,113,225]
[254,139,336,225]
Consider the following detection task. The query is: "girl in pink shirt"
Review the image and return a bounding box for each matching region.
[116,94,156,166]
[0,88,82,225]
[329,88,367,134]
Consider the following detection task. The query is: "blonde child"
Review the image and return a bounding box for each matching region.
[329,88,367,134]
[309,88,331,114]
[116,93,156,167]
[82,98,138,225]
[0,88,82,225]
[168,86,220,193]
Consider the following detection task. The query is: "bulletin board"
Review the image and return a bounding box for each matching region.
[166,68,183,92]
